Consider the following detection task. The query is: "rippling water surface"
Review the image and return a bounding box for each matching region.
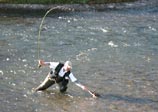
[0,0,158,112]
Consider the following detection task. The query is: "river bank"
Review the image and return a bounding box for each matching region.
[0,0,137,4]
[0,1,149,16]
[0,3,133,12]
[0,0,157,14]
[0,4,130,17]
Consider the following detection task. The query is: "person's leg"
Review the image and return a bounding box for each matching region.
[58,79,69,93]
[35,74,55,91]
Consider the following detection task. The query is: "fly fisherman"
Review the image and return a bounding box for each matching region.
[34,60,97,98]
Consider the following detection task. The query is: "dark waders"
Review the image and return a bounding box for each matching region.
[35,73,69,93]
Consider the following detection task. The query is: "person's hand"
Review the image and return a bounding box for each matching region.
[38,60,44,68]
[92,92,97,98]
[83,86,97,98]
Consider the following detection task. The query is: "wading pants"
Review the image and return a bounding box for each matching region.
[35,73,69,93]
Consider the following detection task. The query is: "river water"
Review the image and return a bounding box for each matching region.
[0,0,158,112]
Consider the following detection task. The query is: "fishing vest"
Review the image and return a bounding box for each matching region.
[54,63,70,82]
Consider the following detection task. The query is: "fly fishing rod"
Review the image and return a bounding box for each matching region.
[37,6,71,68]
[37,7,59,68]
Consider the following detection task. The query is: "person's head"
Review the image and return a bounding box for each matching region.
[64,61,72,71]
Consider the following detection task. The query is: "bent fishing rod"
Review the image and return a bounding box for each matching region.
[37,6,72,68]
[37,7,58,68]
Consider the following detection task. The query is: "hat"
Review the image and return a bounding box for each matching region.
[64,61,72,69]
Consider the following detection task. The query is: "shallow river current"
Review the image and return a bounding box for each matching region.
[0,0,158,112]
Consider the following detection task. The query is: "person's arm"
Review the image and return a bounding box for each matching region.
[38,60,50,68]
[69,73,97,98]
[74,80,97,98]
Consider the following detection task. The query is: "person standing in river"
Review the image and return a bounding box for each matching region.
[34,60,97,98]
